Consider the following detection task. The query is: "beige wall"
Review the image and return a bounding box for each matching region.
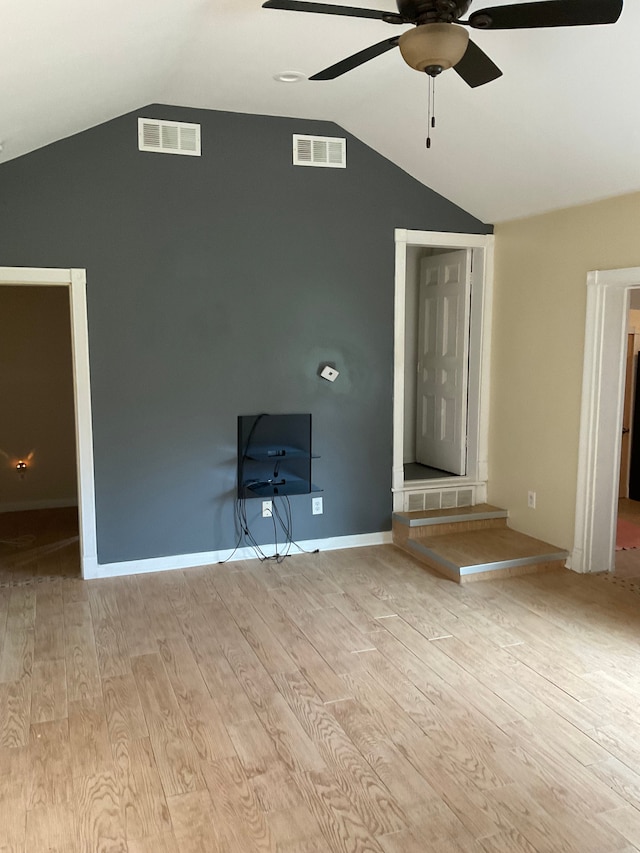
[490,191,640,551]
[0,286,77,511]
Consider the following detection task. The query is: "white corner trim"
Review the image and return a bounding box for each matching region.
[393,233,408,493]
[573,266,640,573]
[0,266,71,285]
[69,268,98,577]
[397,229,493,249]
[0,267,98,579]
[82,531,393,580]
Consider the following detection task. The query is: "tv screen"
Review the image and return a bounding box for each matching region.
[237,413,312,499]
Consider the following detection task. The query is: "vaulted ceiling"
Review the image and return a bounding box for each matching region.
[2,0,637,222]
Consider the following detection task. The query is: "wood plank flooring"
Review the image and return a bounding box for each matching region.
[0,508,80,586]
[1,544,640,851]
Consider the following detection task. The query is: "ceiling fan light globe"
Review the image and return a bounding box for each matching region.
[399,23,469,72]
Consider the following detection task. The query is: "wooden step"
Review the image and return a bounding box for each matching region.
[393,504,508,544]
[393,508,568,583]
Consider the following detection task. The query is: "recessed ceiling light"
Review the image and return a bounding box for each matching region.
[274,71,306,83]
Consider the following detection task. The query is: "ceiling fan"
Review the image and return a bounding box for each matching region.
[262,0,623,88]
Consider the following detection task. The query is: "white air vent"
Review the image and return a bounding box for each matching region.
[405,487,476,512]
[293,134,346,168]
[138,118,201,156]
[441,491,458,509]
[424,492,442,510]
[407,492,425,512]
[456,489,473,507]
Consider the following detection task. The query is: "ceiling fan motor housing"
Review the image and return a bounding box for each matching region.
[399,23,469,72]
[396,0,472,24]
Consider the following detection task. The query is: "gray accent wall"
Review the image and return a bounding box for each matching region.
[0,105,491,564]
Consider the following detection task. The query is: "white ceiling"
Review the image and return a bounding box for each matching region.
[1,0,638,222]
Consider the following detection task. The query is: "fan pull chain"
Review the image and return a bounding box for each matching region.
[426,76,436,149]
[432,76,436,129]
[426,76,431,148]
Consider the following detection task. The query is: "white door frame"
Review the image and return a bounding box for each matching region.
[573,266,640,573]
[0,267,97,578]
[393,229,495,509]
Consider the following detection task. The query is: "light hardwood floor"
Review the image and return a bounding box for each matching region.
[0,508,80,586]
[1,543,640,852]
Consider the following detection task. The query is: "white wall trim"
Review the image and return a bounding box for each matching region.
[392,229,494,511]
[83,530,393,580]
[573,266,640,573]
[0,267,97,578]
[0,267,72,285]
[398,230,492,250]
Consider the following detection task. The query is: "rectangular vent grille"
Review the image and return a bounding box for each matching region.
[406,488,476,512]
[293,134,346,168]
[424,492,442,510]
[457,489,473,507]
[407,493,425,512]
[138,118,201,156]
[441,491,458,509]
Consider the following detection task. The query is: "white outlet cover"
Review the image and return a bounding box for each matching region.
[320,365,339,382]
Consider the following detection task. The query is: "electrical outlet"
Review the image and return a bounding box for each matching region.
[262,500,273,518]
[312,496,323,515]
[527,491,536,509]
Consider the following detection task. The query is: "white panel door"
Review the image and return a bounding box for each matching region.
[415,249,471,474]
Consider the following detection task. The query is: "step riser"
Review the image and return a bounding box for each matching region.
[395,540,459,582]
[394,516,507,544]
[461,560,565,584]
[396,538,565,585]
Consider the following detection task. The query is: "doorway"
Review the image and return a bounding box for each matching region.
[622,292,640,502]
[573,267,640,573]
[0,267,97,579]
[0,286,79,581]
[392,229,494,512]
[613,293,640,579]
[406,247,472,480]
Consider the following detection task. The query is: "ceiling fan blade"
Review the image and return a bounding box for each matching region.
[309,37,400,80]
[468,0,623,30]
[454,39,502,87]
[262,1,404,23]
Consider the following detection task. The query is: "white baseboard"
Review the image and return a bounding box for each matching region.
[0,499,78,514]
[82,530,393,580]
